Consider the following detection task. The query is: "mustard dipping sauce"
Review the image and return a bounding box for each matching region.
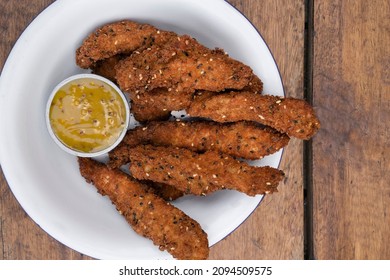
[49,78,127,153]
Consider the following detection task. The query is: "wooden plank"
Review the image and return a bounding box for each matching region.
[312,0,390,259]
[209,0,305,259]
[0,0,306,259]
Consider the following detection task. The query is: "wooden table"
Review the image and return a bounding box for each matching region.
[0,0,388,260]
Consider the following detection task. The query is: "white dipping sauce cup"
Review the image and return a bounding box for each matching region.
[45,73,130,157]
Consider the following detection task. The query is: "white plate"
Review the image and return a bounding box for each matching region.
[0,0,284,259]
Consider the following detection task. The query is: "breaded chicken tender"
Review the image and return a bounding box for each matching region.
[241,74,264,93]
[129,88,193,122]
[76,20,176,68]
[188,91,320,140]
[78,158,208,260]
[141,180,185,201]
[115,34,253,94]
[108,120,289,169]
[128,73,264,122]
[128,145,284,196]
[90,54,127,82]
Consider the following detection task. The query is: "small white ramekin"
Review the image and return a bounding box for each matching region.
[45,73,130,157]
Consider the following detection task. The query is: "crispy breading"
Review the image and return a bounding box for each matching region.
[76,20,176,68]
[76,20,261,123]
[127,145,284,196]
[128,73,264,122]
[187,91,321,140]
[241,74,263,93]
[78,158,208,260]
[108,120,289,169]
[129,88,193,122]
[141,180,185,201]
[90,54,127,82]
[115,34,253,94]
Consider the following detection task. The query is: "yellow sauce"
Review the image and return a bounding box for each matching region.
[49,78,127,153]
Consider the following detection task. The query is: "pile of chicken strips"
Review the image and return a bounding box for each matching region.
[76,20,320,260]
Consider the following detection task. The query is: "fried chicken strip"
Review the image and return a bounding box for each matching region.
[128,73,264,122]
[115,34,253,94]
[241,74,264,94]
[108,120,289,169]
[129,88,193,122]
[141,180,185,201]
[90,54,127,82]
[128,145,284,196]
[187,91,321,140]
[78,158,208,260]
[76,20,176,68]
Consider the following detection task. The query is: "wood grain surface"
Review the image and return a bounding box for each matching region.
[311,0,390,259]
[0,0,388,260]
